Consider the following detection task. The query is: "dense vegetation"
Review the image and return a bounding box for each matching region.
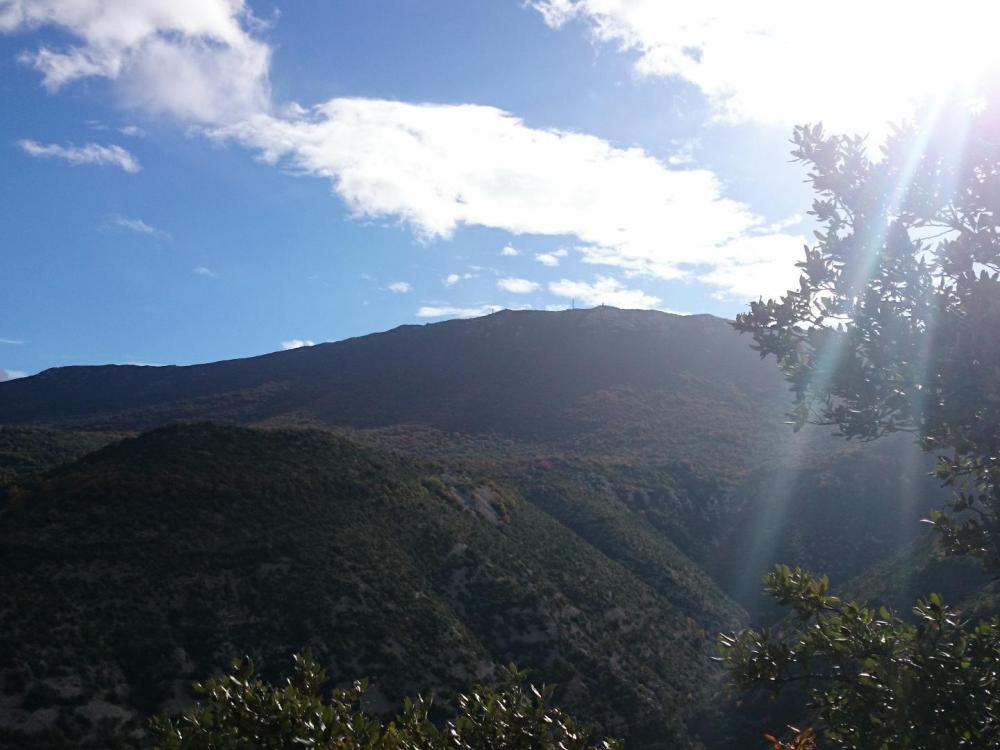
[725,100,1000,745]
[0,309,800,480]
[149,656,620,750]
[0,426,119,490]
[0,424,739,749]
[0,302,967,749]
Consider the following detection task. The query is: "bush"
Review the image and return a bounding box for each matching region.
[150,654,621,750]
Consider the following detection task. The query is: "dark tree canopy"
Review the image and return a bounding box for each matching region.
[721,565,1000,748]
[724,95,1000,747]
[735,97,1000,568]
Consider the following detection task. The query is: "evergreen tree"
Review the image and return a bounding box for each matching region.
[724,96,1000,746]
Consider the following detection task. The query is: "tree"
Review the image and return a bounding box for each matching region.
[735,98,1000,568]
[721,565,1000,747]
[722,96,1000,746]
[149,654,621,750]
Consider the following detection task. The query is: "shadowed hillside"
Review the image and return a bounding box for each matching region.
[0,308,787,478]
[0,427,120,490]
[0,423,741,749]
[0,309,952,748]
[0,309,946,606]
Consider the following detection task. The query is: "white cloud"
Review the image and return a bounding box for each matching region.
[111,215,154,234]
[1,0,270,124]
[387,281,412,293]
[443,272,477,286]
[119,124,145,137]
[535,248,568,267]
[212,100,803,299]
[107,214,168,238]
[0,368,27,381]
[696,233,805,301]
[4,5,806,301]
[497,277,540,294]
[0,338,24,345]
[667,139,698,166]
[530,0,1000,134]
[416,304,498,319]
[281,339,314,350]
[500,244,519,256]
[549,276,661,309]
[192,266,217,278]
[18,139,140,172]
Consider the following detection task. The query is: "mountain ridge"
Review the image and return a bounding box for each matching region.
[0,307,784,480]
[0,306,952,748]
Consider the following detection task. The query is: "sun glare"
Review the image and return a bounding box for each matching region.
[541,1,1000,137]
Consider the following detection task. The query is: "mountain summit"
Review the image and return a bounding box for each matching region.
[0,308,785,475]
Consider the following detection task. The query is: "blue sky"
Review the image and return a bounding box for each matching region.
[2,1,995,377]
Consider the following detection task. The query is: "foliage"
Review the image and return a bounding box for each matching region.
[721,566,1000,748]
[734,100,1000,569]
[727,100,1000,745]
[0,305,958,747]
[150,655,619,750]
[0,425,119,489]
[0,423,721,748]
[0,308,806,483]
[765,727,816,750]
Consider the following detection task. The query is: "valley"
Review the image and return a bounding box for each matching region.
[0,308,959,748]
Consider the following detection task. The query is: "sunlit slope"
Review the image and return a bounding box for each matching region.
[0,423,741,749]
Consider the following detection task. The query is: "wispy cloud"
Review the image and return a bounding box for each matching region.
[119,125,145,137]
[107,214,169,238]
[500,244,519,257]
[387,281,412,293]
[0,368,27,381]
[19,139,141,172]
[443,272,476,287]
[416,304,498,319]
[281,339,315,350]
[0,338,24,345]
[192,266,217,278]
[497,277,540,294]
[667,139,698,166]
[535,249,567,267]
[549,276,660,309]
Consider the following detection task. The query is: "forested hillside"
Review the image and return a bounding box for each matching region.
[0,309,785,474]
[0,308,950,748]
[0,424,743,749]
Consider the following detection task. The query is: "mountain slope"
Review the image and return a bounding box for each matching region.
[0,308,788,479]
[0,426,120,489]
[0,308,955,748]
[0,424,741,749]
[0,307,948,611]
